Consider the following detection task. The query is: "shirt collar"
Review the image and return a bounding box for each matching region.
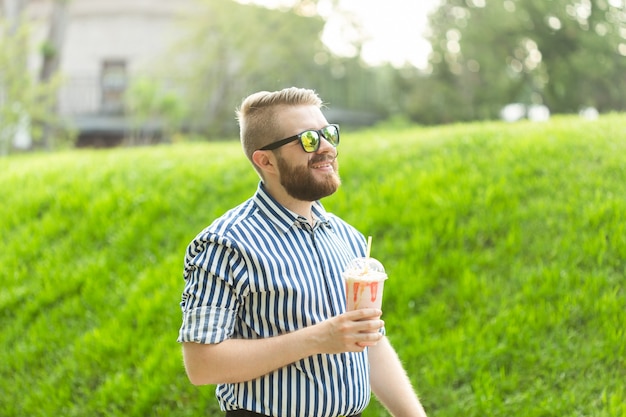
[253,182,331,233]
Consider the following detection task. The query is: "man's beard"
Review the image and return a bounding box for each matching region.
[276,153,341,201]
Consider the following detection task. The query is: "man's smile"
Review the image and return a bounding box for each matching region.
[310,155,337,170]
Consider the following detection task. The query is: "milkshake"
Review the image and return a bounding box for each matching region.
[343,256,388,311]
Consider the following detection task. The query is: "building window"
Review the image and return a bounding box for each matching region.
[101,60,127,115]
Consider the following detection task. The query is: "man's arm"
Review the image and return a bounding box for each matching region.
[183,308,384,385]
[368,336,428,417]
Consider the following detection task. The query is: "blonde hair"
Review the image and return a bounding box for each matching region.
[236,87,323,170]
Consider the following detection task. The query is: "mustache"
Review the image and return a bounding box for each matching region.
[311,151,338,164]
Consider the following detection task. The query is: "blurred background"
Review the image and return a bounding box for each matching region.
[1,0,625,153]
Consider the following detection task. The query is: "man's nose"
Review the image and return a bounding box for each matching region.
[317,135,336,152]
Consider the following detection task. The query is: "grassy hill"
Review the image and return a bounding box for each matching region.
[1,115,625,417]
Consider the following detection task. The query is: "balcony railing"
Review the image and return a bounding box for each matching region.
[58,76,122,116]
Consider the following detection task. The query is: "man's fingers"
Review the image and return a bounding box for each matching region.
[353,308,382,319]
[356,331,383,348]
[343,308,382,320]
[356,318,384,332]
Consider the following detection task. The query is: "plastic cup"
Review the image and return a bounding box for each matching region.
[342,257,388,311]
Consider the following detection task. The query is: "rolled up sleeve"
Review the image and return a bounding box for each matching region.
[177,233,241,344]
[178,305,238,343]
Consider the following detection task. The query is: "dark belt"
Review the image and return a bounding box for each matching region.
[226,410,361,417]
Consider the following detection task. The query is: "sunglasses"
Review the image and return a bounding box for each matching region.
[259,124,340,153]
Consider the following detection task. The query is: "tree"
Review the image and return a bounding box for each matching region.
[39,0,71,150]
[124,77,188,144]
[155,0,331,136]
[0,0,74,155]
[421,0,626,123]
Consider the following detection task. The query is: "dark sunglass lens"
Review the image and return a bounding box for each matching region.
[300,130,320,152]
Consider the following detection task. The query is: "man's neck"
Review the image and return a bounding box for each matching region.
[263,182,315,225]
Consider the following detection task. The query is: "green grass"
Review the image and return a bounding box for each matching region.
[1,114,625,417]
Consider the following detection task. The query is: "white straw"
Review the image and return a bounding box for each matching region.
[366,235,372,259]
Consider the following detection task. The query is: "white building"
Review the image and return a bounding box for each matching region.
[3,0,194,144]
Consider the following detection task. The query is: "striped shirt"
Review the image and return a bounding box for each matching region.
[178,182,370,417]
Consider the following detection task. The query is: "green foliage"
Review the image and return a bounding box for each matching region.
[421,0,626,123]
[0,18,75,155]
[1,115,625,416]
[124,77,189,144]
[160,0,330,136]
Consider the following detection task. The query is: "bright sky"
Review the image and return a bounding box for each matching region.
[320,0,440,68]
[239,0,441,69]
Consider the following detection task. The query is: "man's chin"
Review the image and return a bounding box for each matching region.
[286,180,340,201]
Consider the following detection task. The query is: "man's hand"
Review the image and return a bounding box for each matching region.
[312,308,384,353]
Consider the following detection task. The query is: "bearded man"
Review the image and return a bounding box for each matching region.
[177,87,428,417]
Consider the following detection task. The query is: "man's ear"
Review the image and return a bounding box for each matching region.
[252,150,277,176]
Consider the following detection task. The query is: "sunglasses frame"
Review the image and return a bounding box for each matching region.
[259,124,340,153]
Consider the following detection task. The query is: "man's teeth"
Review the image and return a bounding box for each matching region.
[313,162,330,168]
